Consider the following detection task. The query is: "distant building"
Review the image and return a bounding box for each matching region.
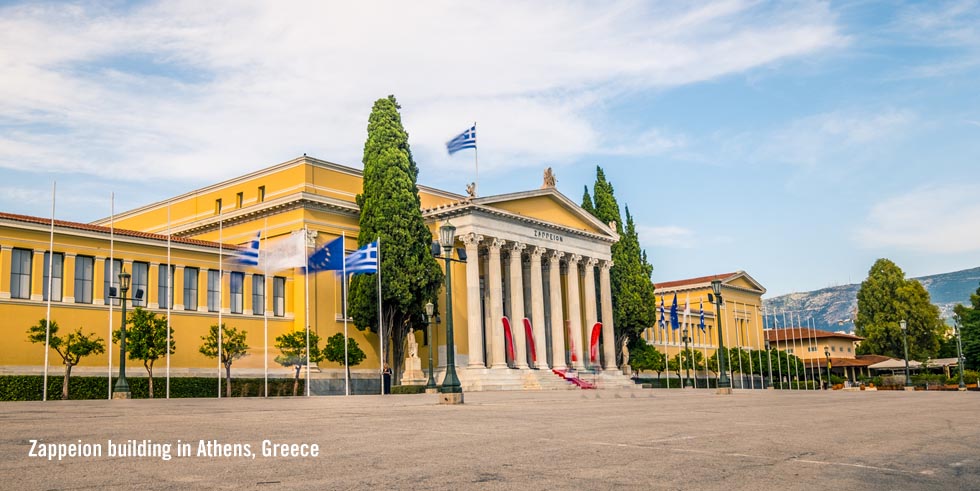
[765,328,888,382]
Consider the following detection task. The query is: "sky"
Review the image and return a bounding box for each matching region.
[1,0,979,298]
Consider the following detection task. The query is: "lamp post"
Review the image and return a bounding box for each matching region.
[113,269,132,399]
[824,346,831,390]
[709,280,731,394]
[682,327,693,388]
[900,320,911,388]
[424,302,437,392]
[765,340,773,389]
[437,221,463,404]
[955,321,966,391]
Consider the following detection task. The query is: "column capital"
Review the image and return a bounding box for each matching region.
[530,246,547,260]
[460,232,484,247]
[585,257,599,268]
[489,237,506,252]
[548,250,564,263]
[509,241,526,254]
[305,229,318,248]
[601,259,614,270]
[568,253,582,265]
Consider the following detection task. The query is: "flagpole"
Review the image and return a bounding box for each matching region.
[342,231,349,397]
[473,121,478,196]
[377,236,384,395]
[166,202,172,399]
[799,312,810,390]
[305,226,311,397]
[42,181,55,402]
[218,215,223,399]
[764,307,773,388]
[108,192,114,400]
[263,218,268,398]
[747,306,755,389]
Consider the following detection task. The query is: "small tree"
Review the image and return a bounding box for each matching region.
[199,323,249,398]
[274,330,325,396]
[27,319,105,400]
[113,307,174,398]
[323,333,366,392]
[629,341,664,377]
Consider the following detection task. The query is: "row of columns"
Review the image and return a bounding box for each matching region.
[461,233,616,372]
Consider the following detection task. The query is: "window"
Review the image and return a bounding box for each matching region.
[258,186,266,202]
[273,276,285,317]
[158,264,174,309]
[230,272,243,314]
[207,270,220,312]
[42,252,64,301]
[787,348,794,354]
[10,248,32,299]
[848,347,852,353]
[215,198,222,215]
[74,256,94,303]
[132,261,148,307]
[252,274,265,316]
[236,192,243,208]
[104,259,122,305]
[183,267,199,311]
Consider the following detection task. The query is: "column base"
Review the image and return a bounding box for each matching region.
[425,388,438,394]
[112,391,131,400]
[715,387,733,395]
[958,387,968,391]
[439,392,464,405]
[904,386,916,391]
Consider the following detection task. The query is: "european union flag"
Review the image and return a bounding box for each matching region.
[670,293,679,330]
[446,125,476,155]
[307,236,344,273]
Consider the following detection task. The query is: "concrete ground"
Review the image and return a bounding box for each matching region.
[0,388,977,490]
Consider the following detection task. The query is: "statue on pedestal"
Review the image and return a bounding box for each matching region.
[400,328,426,385]
[621,338,632,376]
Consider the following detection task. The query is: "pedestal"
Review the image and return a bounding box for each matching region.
[439,392,464,405]
[715,387,733,395]
[400,356,426,385]
[112,391,131,399]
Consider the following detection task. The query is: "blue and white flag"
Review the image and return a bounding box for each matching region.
[307,236,344,273]
[233,232,261,267]
[670,293,679,330]
[446,125,476,155]
[345,241,379,274]
[699,301,706,332]
[658,297,666,330]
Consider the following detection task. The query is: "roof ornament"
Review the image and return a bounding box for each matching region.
[465,182,476,198]
[542,167,556,189]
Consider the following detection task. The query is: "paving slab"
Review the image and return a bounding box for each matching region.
[0,389,977,490]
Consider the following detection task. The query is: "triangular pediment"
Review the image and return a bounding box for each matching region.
[723,271,767,294]
[472,188,617,239]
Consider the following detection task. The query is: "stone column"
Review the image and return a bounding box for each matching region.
[600,260,617,370]
[566,254,585,369]
[529,247,547,369]
[488,238,507,368]
[462,233,485,368]
[583,257,599,367]
[548,251,566,370]
[508,242,528,369]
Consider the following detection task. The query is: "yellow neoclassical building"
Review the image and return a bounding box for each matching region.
[0,156,636,391]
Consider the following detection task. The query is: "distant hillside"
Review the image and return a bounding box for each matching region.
[763,266,980,332]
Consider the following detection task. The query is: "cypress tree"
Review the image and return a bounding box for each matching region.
[953,283,980,370]
[348,96,443,381]
[582,185,595,216]
[584,166,656,364]
[855,258,944,359]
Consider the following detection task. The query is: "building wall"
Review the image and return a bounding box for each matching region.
[770,337,858,360]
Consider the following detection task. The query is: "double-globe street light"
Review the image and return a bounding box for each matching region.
[111,269,140,399]
[682,327,693,388]
[900,320,911,388]
[824,346,831,390]
[436,221,463,404]
[708,280,731,394]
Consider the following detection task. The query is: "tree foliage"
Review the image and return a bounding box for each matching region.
[27,319,104,400]
[582,167,656,364]
[953,282,980,371]
[112,307,174,398]
[348,95,443,382]
[854,259,944,360]
[628,341,664,375]
[323,332,367,368]
[581,185,595,216]
[199,323,249,398]
[274,330,325,396]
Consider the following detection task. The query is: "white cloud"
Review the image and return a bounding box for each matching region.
[857,183,980,253]
[637,225,697,249]
[0,1,843,182]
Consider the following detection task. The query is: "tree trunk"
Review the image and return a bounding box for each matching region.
[389,312,406,385]
[146,361,154,399]
[293,365,301,396]
[62,364,73,400]
[225,363,233,398]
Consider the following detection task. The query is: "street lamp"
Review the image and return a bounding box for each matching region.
[708,280,731,394]
[113,269,132,399]
[824,346,831,390]
[437,221,463,404]
[955,321,966,391]
[682,327,693,388]
[424,302,437,392]
[765,340,773,389]
[900,320,911,388]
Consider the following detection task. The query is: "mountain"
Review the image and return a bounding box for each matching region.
[763,266,980,332]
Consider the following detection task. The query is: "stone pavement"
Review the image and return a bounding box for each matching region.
[0,389,977,490]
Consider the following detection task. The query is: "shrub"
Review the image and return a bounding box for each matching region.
[391,384,426,395]
[0,376,304,401]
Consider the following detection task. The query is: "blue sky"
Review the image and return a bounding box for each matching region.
[1,1,978,297]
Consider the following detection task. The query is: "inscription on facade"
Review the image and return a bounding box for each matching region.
[534,229,564,242]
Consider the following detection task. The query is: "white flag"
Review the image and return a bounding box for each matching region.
[261,231,306,272]
[683,294,691,323]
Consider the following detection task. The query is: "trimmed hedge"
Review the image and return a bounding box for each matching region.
[390,384,426,395]
[0,375,304,401]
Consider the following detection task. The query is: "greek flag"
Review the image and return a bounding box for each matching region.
[233,232,260,266]
[345,241,379,274]
[658,297,666,330]
[446,125,476,155]
[699,301,706,332]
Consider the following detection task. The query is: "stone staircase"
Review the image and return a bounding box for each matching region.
[448,366,638,392]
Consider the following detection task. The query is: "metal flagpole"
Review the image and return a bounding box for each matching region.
[797,312,809,390]
[782,310,794,390]
[746,304,754,389]
[108,192,114,400]
[764,307,773,388]
[343,231,349,396]
[42,181,55,402]
[263,219,268,398]
[756,309,764,390]
[700,299,709,389]
[218,215,223,399]
[166,203,172,399]
[473,122,478,197]
[377,236,384,395]
[305,227,311,397]
[811,317,821,389]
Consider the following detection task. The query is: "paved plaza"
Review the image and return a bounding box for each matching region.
[0,388,977,490]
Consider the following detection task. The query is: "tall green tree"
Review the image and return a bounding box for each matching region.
[348,96,443,382]
[274,330,325,396]
[581,185,595,215]
[199,323,249,398]
[582,166,656,364]
[628,341,664,376]
[27,319,104,400]
[112,307,174,398]
[323,333,367,393]
[953,282,980,370]
[854,259,944,360]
